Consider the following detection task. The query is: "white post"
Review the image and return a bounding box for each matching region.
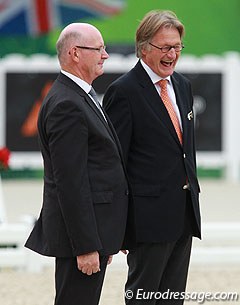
[223,52,240,181]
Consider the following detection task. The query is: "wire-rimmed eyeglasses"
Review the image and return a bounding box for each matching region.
[75,45,107,54]
[149,42,184,53]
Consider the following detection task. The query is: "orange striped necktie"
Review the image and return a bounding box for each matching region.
[158,79,183,144]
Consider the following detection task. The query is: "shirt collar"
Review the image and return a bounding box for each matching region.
[61,70,91,94]
[140,59,171,85]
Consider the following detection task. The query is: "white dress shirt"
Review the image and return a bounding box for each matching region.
[61,70,107,121]
[140,60,182,130]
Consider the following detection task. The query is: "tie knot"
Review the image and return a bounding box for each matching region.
[158,79,168,90]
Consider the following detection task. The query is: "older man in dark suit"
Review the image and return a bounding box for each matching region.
[103,10,201,305]
[25,23,130,305]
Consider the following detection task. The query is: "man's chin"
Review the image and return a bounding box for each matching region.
[160,67,175,78]
[97,69,104,77]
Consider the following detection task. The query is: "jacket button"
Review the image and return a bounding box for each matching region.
[125,189,129,196]
[183,183,190,190]
[183,153,186,158]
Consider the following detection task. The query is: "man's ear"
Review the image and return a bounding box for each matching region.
[141,44,149,57]
[69,47,80,63]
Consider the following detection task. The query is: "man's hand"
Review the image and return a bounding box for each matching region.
[77,251,100,275]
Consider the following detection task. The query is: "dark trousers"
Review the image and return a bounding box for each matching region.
[54,255,108,305]
[125,192,196,305]
[125,236,192,305]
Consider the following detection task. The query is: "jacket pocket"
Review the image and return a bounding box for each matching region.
[92,191,113,204]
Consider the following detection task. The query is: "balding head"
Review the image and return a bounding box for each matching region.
[56,23,102,66]
[55,22,108,84]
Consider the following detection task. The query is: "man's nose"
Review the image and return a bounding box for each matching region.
[102,49,109,59]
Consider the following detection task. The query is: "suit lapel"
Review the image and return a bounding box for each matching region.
[57,73,115,137]
[57,73,123,155]
[106,118,128,173]
[134,62,181,146]
[171,73,189,146]
[85,96,126,153]
[78,86,127,176]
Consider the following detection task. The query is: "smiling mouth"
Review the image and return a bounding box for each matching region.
[161,60,173,67]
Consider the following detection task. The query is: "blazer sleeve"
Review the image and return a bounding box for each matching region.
[45,99,103,255]
[103,84,132,165]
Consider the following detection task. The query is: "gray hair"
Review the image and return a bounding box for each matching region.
[56,31,82,65]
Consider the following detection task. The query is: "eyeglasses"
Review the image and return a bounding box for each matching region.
[149,42,184,53]
[75,45,107,54]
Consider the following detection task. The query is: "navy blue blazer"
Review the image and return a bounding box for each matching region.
[103,61,201,243]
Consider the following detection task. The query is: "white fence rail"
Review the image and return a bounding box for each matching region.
[1,221,239,272]
[111,222,240,267]
[191,222,240,265]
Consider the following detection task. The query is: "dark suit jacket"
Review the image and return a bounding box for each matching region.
[25,73,129,257]
[103,60,201,243]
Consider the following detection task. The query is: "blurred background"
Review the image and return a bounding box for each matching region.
[0,1,239,305]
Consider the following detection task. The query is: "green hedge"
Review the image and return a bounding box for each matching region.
[0,167,224,180]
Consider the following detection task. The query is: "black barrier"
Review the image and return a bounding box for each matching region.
[183,73,222,151]
[6,71,222,152]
